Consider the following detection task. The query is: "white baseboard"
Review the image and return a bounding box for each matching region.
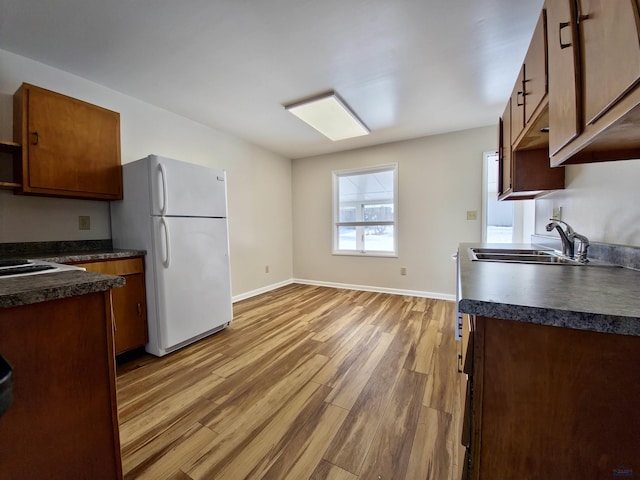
[292,278,456,302]
[232,279,295,303]
[233,278,456,303]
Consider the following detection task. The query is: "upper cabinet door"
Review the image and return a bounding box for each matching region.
[547,0,581,156]
[579,0,640,125]
[510,66,526,143]
[524,10,548,125]
[14,83,122,200]
[500,101,512,197]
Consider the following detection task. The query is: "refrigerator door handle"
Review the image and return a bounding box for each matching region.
[158,162,168,215]
[160,217,171,268]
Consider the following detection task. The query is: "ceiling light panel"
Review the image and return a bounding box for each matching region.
[285,93,370,141]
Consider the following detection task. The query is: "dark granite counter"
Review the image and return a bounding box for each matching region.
[0,270,125,308]
[0,239,145,264]
[458,242,640,336]
[33,249,145,264]
[0,240,144,309]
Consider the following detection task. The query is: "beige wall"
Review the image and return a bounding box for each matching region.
[292,126,496,298]
[0,49,293,298]
[534,159,640,246]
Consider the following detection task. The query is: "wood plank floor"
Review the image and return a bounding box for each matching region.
[116,284,461,480]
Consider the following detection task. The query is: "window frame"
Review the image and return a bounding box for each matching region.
[332,163,398,257]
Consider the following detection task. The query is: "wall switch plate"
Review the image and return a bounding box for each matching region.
[265,265,269,274]
[466,210,478,221]
[78,216,90,230]
[552,207,562,220]
[400,266,407,276]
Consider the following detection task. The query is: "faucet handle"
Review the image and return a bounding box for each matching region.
[572,232,590,263]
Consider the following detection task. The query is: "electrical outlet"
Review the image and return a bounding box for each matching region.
[552,206,562,220]
[265,265,270,274]
[466,210,478,221]
[400,266,407,276]
[78,215,91,230]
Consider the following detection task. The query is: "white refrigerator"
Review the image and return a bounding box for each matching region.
[110,155,232,357]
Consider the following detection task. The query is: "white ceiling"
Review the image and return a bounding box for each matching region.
[0,0,543,159]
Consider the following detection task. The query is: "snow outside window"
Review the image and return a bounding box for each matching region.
[332,164,398,257]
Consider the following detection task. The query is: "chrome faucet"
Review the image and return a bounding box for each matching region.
[545,219,590,263]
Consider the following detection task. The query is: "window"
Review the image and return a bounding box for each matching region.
[482,151,534,243]
[333,164,398,256]
[483,152,514,243]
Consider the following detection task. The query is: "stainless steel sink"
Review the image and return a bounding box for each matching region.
[470,248,554,256]
[467,247,619,267]
[0,259,86,278]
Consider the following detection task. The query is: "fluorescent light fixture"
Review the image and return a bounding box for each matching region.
[285,92,370,141]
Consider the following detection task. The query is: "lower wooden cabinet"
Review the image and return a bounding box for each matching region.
[463,315,640,479]
[0,291,123,479]
[457,314,472,480]
[74,256,148,355]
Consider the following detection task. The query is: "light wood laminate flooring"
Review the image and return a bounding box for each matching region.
[117,284,461,479]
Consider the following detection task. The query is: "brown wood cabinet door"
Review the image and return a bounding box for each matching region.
[524,10,548,124]
[21,84,122,199]
[510,66,525,142]
[475,317,640,479]
[579,0,640,125]
[0,293,122,479]
[112,272,148,354]
[499,102,512,196]
[547,0,581,156]
[73,257,148,355]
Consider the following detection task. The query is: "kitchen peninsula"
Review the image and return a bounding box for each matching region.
[0,244,130,480]
[457,241,640,479]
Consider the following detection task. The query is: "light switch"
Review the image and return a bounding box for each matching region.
[466,210,478,221]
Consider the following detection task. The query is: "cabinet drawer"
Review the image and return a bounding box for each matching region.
[74,257,144,276]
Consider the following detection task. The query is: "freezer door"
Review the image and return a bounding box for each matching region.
[148,155,227,218]
[151,216,232,349]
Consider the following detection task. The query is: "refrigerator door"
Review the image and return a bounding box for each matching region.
[151,216,232,350]
[148,155,227,218]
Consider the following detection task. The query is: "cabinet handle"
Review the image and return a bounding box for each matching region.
[137,303,142,317]
[30,131,39,145]
[516,91,524,107]
[559,22,572,49]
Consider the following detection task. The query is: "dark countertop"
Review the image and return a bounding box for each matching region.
[458,242,640,336]
[0,240,145,309]
[0,270,125,309]
[29,249,146,264]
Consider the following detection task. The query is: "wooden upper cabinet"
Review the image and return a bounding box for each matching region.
[510,66,526,143]
[13,83,122,200]
[547,0,640,165]
[579,0,640,125]
[498,10,565,202]
[524,10,548,125]
[547,0,581,156]
[499,103,512,197]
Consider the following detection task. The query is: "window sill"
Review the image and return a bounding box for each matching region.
[332,251,398,258]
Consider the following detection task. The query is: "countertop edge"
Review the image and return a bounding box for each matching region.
[0,271,126,309]
[31,249,146,264]
[458,242,640,336]
[458,299,640,336]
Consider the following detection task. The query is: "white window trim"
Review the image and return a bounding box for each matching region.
[481,151,506,243]
[482,151,535,243]
[332,163,398,257]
